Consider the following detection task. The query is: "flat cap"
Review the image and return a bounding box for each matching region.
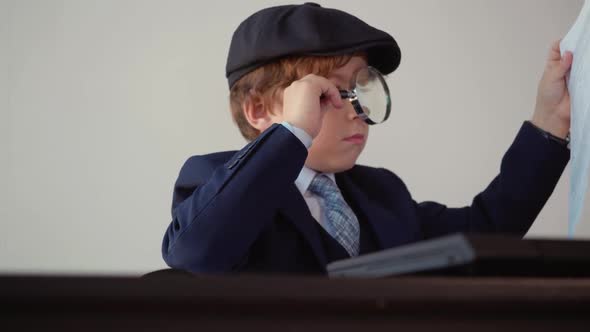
[225,2,401,88]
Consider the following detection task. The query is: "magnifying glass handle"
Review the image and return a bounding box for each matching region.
[321,90,354,101]
[339,90,356,100]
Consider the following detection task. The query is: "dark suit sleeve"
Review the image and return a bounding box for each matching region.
[162,124,307,273]
[412,121,570,237]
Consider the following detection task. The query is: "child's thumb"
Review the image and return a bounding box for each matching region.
[558,51,574,76]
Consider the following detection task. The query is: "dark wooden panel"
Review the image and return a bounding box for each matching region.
[1,274,589,331]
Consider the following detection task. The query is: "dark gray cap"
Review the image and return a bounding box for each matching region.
[225,2,401,88]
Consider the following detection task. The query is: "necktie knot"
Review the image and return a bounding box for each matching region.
[308,174,339,197]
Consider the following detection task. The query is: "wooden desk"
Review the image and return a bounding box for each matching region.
[2,274,590,331]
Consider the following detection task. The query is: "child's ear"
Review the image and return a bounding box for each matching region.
[242,94,275,132]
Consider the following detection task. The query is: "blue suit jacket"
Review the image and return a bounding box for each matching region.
[162,123,569,274]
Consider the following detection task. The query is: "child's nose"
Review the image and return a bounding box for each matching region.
[344,100,361,121]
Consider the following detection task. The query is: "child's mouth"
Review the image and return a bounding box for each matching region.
[343,134,365,144]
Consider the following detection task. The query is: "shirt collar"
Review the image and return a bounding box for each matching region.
[294,166,336,195]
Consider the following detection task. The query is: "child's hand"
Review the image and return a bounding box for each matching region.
[531,39,573,139]
[282,74,344,138]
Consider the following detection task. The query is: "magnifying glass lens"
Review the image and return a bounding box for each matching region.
[353,67,391,124]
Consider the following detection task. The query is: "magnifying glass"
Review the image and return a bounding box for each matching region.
[338,66,391,125]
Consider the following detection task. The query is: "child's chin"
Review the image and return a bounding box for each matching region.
[307,152,360,173]
[330,159,358,173]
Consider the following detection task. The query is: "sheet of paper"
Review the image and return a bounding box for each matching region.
[560,0,590,237]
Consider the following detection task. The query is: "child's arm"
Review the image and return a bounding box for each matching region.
[412,40,573,237]
[412,120,570,237]
[162,124,307,273]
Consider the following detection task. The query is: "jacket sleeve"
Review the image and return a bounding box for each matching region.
[162,124,307,273]
[413,121,570,238]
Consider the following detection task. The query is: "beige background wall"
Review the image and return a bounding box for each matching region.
[1,0,587,275]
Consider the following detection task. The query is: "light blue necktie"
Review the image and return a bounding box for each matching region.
[308,174,360,257]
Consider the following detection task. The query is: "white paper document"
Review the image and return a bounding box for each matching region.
[560,0,590,236]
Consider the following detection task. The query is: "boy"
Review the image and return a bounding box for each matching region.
[162,3,573,274]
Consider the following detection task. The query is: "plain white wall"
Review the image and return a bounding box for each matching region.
[1,0,587,275]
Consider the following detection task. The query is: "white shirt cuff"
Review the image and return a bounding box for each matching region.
[281,122,312,149]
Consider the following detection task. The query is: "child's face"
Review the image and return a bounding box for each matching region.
[305,56,369,173]
[263,56,370,173]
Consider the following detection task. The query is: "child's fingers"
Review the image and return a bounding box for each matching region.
[323,86,344,109]
[558,51,574,76]
[316,76,343,109]
[548,39,562,61]
[544,39,573,81]
[549,52,573,80]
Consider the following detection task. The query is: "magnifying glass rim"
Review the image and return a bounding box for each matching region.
[338,66,391,125]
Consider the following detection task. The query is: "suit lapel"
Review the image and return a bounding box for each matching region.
[280,185,328,268]
[335,171,410,250]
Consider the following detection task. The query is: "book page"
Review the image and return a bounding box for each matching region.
[560,0,590,236]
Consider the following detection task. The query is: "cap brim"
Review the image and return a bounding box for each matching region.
[307,39,401,75]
